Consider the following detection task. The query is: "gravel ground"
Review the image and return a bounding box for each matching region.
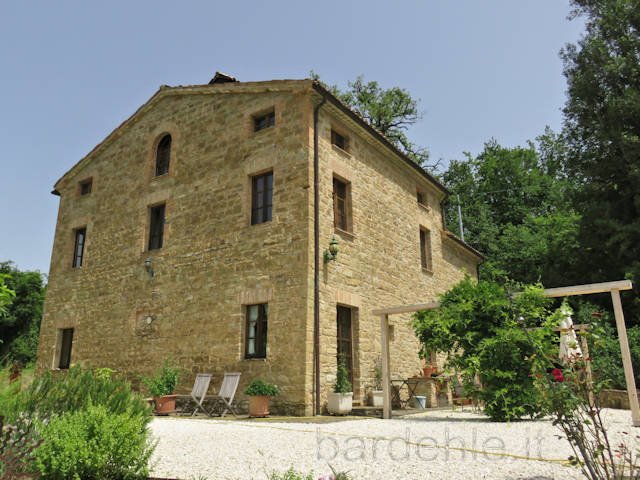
[149,409,639,480]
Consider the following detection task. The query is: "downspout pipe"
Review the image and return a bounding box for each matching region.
[313,96,326,415]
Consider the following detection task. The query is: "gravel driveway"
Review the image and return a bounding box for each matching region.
[149,409,638,480]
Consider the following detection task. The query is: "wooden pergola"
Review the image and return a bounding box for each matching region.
[372,280,640,426]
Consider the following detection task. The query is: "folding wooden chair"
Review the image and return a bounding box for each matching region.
[212,372,241,417]
[181,373,213,416]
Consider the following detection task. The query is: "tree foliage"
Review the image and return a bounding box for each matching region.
[311,73,433,169]
[561,0,640,306]
[441,137,580,286]
[0,262,45,365]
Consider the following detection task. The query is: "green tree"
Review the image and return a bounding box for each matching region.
[0,273,15,318]
[311,73,433,169]
[0,262,46,365]
[561,0,640,307]
[442,138,580,286]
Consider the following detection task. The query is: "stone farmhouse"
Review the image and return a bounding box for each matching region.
[36,73,482,415]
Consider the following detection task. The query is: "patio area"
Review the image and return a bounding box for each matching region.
[148,408,638,480]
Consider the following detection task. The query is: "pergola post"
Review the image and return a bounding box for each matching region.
[611,289,640,427]
[380,314,392,419]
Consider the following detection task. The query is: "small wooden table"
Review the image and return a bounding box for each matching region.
[391,376,452,408]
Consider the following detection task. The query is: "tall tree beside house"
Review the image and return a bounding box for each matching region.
[311,73,433,169]
[442,137,580,287]
[0,262,46,365]
[561,0,640,307]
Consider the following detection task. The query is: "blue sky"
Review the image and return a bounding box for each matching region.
[0,1,584,274]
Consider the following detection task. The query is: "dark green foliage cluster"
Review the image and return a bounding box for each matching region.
[12,366,151,423]
[441,137,580,288]
[142,358,179,397]
[0,262,45,365]
[244,379,280,397]
[561,0,640,315]
[413,278,555,421]
[333,356,352,394]
[35,405,153,480]
[571,301,640,390]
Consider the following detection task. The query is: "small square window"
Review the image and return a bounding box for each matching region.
[331,130,349,152]
[253,110,275,132]
[79,179,92,196]
[417,189,426,206]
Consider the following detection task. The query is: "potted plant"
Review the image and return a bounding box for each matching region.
[369,359,384,407]
[142,358,180,415]
[327,356,353,415]
[245,379,279,417]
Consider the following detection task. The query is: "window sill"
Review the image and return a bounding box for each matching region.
[243,357,267,362]
[422,267,434,275]
[334,228,355,241]
[418,203,431,213]
[332,144,352,158]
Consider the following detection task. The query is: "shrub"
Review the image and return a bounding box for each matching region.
[334,356,352,394]
[35,405,154,480]
[142,358,179,397]
[412,278,554,421]
[245,379,280,397]
[0,416,42,478]
[16,365,151,423]
[476,327,550,421]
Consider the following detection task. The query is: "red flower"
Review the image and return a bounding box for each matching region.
[551,368,565,382]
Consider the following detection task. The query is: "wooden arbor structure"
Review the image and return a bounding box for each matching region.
[372,280,640,426]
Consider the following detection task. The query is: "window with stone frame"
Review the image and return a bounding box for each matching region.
[333,177,352,232]
[251,171,273,225]
[79,178,93,196]
[331,129,349,152]
[245,303,268,358]
[155,134,171,176]
[72,227,86,268]
[58,328,74,369]
[253,110,275,132]
[420,227,433,272]
[148,204,166,251]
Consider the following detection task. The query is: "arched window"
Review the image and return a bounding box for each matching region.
[155,134,171,176]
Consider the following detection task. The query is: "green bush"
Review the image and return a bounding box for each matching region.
[35,405,154,480]
[14,366,151,423]
[142,358,179,397]
[413,278,554,421]
[476,327,548,421]
[244,379,280,396]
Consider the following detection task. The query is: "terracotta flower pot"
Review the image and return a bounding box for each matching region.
[154,394,177,415]
[422,366,434,378]
[248,395,271,417]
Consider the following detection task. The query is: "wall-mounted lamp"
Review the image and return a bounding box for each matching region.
[323,236,340,263]
[144,257,154,278]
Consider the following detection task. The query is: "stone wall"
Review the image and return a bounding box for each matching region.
[312,101,479,410]
[37,83,314,415]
